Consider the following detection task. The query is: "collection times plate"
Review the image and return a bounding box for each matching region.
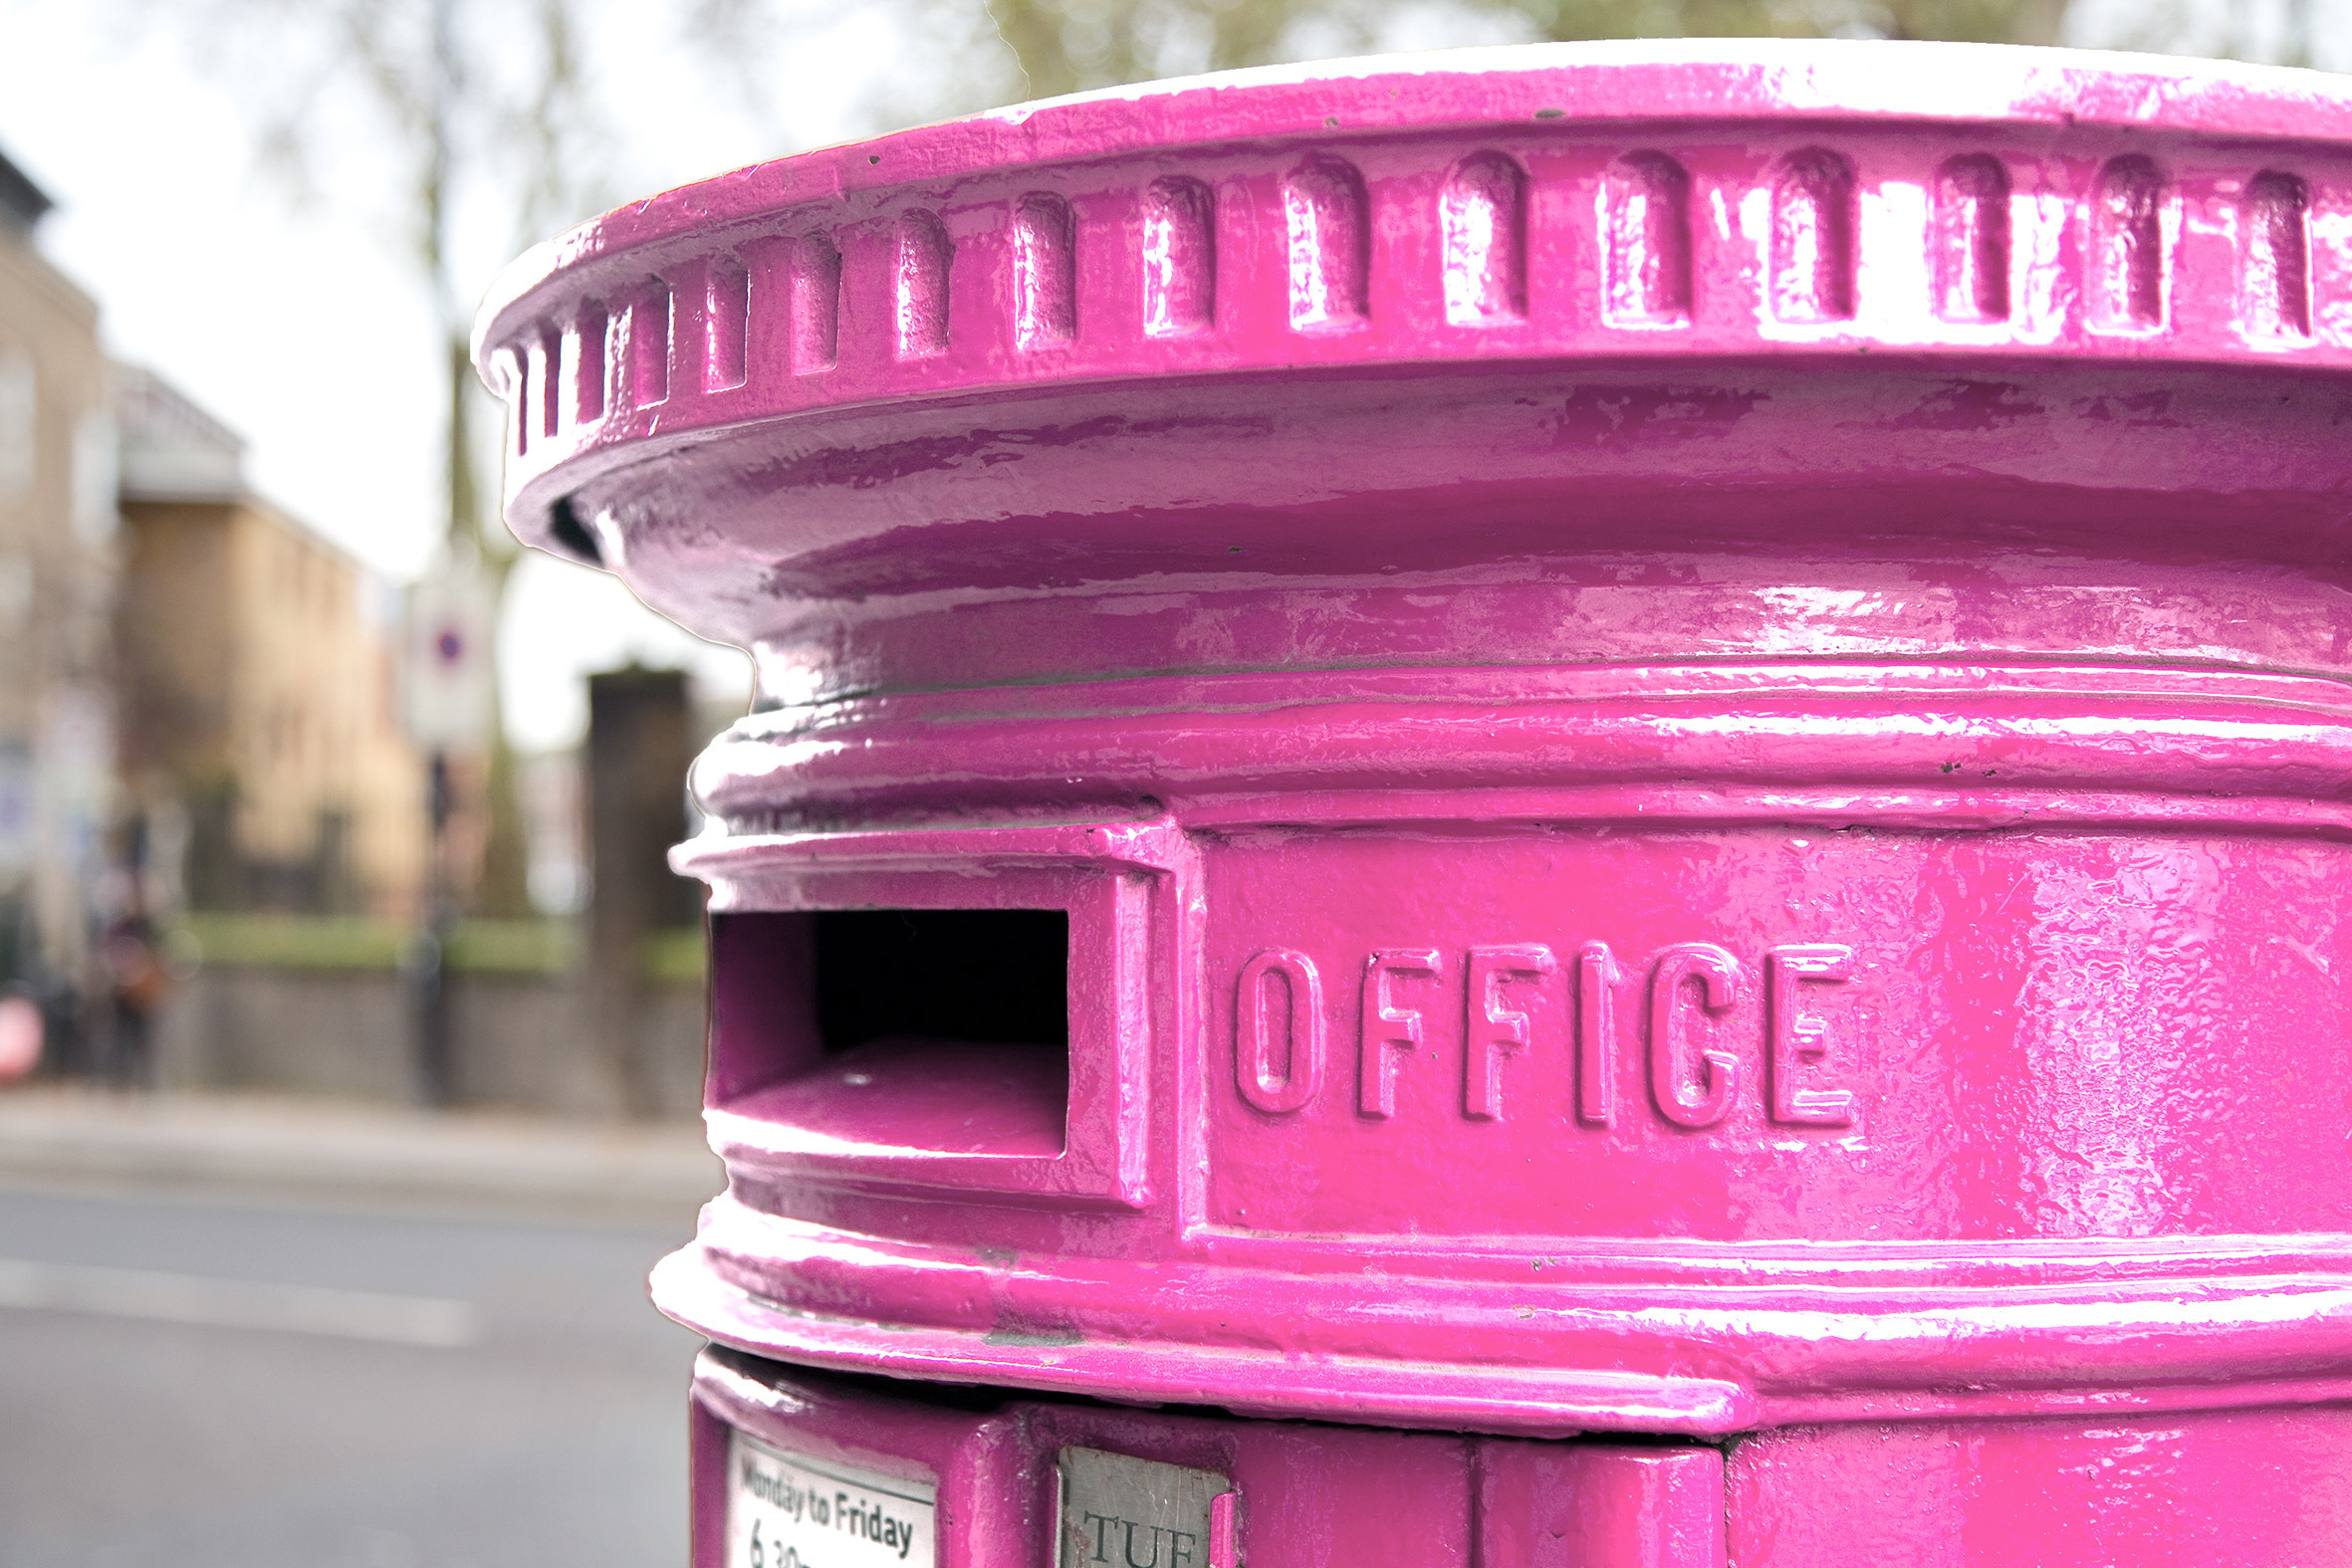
[726,1430,936,1568]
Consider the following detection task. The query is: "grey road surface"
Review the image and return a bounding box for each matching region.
[0,1186,702,1567]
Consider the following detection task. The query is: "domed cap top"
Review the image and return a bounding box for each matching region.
[474,40,2352,559]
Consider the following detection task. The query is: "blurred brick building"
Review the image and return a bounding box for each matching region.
[0,146,119,996]
[114,364,427,917]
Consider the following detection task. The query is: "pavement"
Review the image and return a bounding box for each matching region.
[0,1083,725,1228]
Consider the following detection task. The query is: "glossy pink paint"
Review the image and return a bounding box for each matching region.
[479,40,2352,1562]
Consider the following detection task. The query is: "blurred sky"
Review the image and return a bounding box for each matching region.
[0,0,900,750]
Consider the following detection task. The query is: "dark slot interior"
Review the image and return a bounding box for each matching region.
[816,908,1069,1050]
[707,908,1072,1155]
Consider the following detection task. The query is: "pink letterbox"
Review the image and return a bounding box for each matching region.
[477,40,2352,1564]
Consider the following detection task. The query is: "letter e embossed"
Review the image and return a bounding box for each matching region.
[1767,944,1856,1126]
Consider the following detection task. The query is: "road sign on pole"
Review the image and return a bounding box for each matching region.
[402,560,496,756]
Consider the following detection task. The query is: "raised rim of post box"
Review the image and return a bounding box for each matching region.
[656,1218,2352,1438]
[686,661,2352,840]
[473,40,2352,563]
[680,819,1186,1210]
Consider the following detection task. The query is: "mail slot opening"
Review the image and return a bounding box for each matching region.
[817,909,1069,1052]
[709,908,1071,1158]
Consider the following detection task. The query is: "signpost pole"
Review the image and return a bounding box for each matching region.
[400,557,494,1110]
[413,748,453,1107]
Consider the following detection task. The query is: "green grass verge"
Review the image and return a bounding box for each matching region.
[638,926,708,988]
[174,913,705,986]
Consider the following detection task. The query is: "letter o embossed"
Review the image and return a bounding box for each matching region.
[1237,949,1324,1114]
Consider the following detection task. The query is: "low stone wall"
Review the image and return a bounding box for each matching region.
[152,965,706,1119]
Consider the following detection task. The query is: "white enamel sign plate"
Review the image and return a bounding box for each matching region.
[726,1429,937,1568]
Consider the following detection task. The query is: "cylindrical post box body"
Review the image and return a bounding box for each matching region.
[479,41,2352,1564]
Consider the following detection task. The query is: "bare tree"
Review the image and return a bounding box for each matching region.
[853,0,2078,118]
[134,0,740,916]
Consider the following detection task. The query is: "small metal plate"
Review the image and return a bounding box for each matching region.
[726,1428,936,1568]
[1058,1446,1233,1568]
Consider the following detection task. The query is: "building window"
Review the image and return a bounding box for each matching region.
[71,409,118,545]
[0,347,32,506]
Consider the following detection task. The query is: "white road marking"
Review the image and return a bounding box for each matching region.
[0,1256,481,1347]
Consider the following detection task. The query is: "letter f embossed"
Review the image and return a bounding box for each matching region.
[1360,949,1441,1118]
[1466,944,1555,1120]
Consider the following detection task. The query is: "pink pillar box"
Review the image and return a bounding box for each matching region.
[477,41,2352,1564]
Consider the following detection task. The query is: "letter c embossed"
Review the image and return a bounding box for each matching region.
[1648,943,1742,1128]
[1236,949,1324,1114]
